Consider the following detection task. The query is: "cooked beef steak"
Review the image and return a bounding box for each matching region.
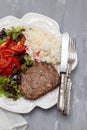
[19,62,60,100]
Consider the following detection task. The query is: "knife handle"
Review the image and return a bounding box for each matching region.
[63,77,72,115]
[58,73,67,111]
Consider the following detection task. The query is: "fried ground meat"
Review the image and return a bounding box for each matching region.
[19,62,60,100]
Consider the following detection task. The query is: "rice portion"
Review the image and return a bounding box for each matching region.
[24,25,62,66]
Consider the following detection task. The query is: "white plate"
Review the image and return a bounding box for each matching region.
[0,13,78,113]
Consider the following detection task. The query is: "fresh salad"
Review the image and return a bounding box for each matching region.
[0,26,33,100]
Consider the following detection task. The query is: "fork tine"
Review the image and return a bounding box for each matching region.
[71,39,74,52]
[70,41,73,60]
[71,39,76,54]
[69,38,72,54]
[72,38,76,60]
[69,38,73,58]
[73,38,76,53]
[68,38,76,61]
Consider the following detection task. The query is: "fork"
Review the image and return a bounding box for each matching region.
[63,38,76,115]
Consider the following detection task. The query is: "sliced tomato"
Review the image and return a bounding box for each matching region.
[9,41,17,46]
[5,36,11,46]
[0,56,12,69]
[0,67,3,73]
[0,37,11,51]
[3,64,13,76]
[1,36,11,47]
[8,41,17,49]
[12,57,21,70]
[0,48,14,57]
[21,35,26,43]
[2,56,21,76]
[10,41,26,53]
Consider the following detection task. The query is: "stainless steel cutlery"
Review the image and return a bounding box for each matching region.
[63,38,76,115]
[58,35,76,115]
[58,33,69,112]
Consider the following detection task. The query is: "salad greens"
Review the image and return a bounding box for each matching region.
[0,76,10,88]
[0,76,10,96]
[0,37,7,45]
[4,26,25,41]
[0,75,21,100]
[0,26,33,100]
[0,26,25,45]
[21,55,33,71]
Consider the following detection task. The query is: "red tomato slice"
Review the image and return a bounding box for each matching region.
[1,36,11,47]
[10,41,26,53]
[5,36,11,46]
[0,67,3,73]
[0,55,21,75]
[0,56,12,69]
[21,35,26,43]
[0,37,11,51]
[0,48,14,57]
[12,57,21,70]
[2,56,21,76]
[8,41,17,49]
[9,41,17,46]
[3,64,13,76]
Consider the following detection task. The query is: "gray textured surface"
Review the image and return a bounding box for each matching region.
[0,0,86,130]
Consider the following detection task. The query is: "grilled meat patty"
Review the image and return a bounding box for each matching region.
[19,62,60,100]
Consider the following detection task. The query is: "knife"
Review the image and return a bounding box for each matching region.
[63,61,72,115]
[63,74,72,115]
[58,33,69,111]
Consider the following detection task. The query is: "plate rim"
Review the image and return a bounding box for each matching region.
[0,12,78,113]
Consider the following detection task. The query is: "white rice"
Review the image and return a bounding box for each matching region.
[24,25,62,68]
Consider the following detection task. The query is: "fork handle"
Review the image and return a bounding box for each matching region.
[63,77,72,115]
[58,73,67,111]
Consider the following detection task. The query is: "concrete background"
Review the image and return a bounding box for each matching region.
[0,0,87,130]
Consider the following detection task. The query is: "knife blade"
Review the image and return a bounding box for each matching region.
[58,33,69,111]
